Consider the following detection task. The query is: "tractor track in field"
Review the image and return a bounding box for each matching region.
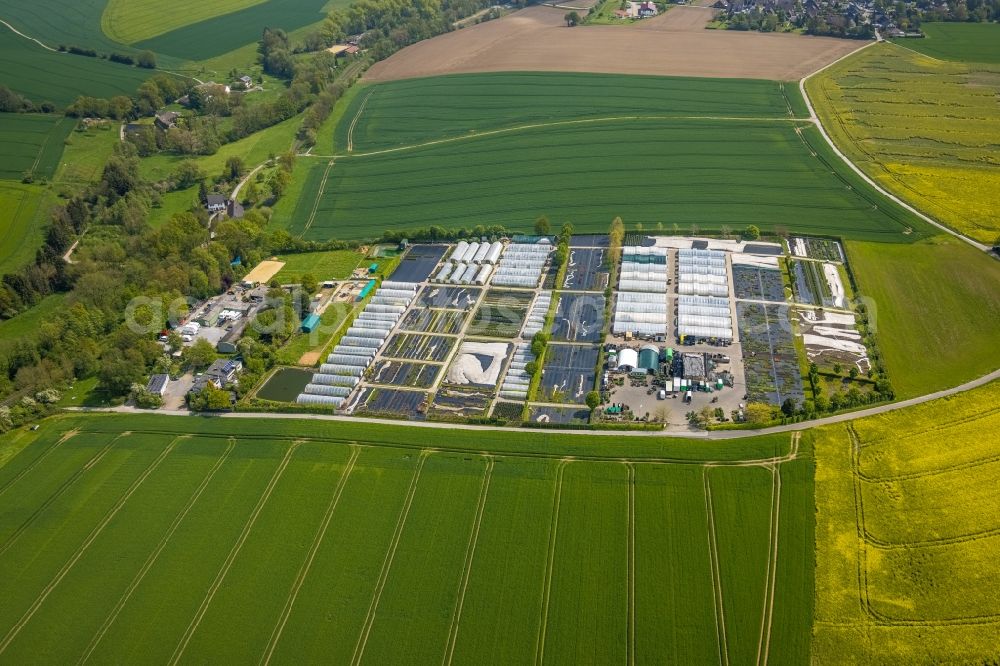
[79,439,236,665]
[534,458,569,666]
[300,158,335,236]
[344,114,814,159]
[0,436,183,656]
[0,434,125,558]
[702,467,729,666]
[442,455,495,666]
[350,450,430,666]
[626,462,636,666]
[0,429,77,498]
[346,89,374,153]
[260,445,361,666]
[168,442,300,666]
[756,464,781,666]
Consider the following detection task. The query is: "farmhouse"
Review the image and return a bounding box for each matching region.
[205,194,227,213]
[154,111,179,130]
[191,358,243,394]
[625,1,659,18]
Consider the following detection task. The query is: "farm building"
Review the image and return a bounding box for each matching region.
[613,245,668,337]
[617,348,639,372]
[676,294,733,343]
[492,240,550,288]
[301,313,321,333]
[146,374,169,396]
[205,195,227,213]
[638,345,659,372]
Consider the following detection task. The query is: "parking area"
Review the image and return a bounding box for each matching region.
[551,293,605,343]
[563,247,609,291]
[539,343,599,404]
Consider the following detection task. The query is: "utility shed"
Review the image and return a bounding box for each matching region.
[638,345,659,371]
[301,313,321,333]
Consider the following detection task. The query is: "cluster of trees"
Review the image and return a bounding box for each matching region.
[378,224,512,244]
[57,45,156,68]
[902,0,1000,24]
[801,14,875,39]
[0,391,61,434]
[67,75,193,119]
[0,137,306,404]
[0,86,55,114]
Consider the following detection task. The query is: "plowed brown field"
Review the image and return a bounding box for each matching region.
[365,6,863,82]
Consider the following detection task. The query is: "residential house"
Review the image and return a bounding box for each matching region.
[206,194,227,213]
[154,111,179,130]
[191,358,243,394]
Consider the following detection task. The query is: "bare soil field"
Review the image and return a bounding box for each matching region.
[365,6,863,82]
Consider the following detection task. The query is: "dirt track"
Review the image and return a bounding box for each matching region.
[365,6,865,82]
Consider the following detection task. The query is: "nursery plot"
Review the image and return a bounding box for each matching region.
[417,285,481,309]
[563,247,608,291]
[428,387,493,418]
[732,265,785,302]
[468,290,533,339]
[352,387,427,416]
[789,237,843,262]
[367,359,441,389]
[390,244,446,282]
[736,302,804,405]
[400,308,467,335]
[490,400,525,422]
[528,405,592,425]
[790,259,842,308]
[383,332,456,362]
[539,344,599,404]
[796,309,868,374]
[551,293,605,343]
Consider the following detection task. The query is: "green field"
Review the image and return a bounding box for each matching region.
[812,380,1000,662]
[0,114,74,180]
[102,0,267,44]
[0,26,157,108]
[845,236,1000,399]
[0,294,65,349]
[807,43,1000,244]
[272,249,368,283]
[0,412,810,663]
[292,72,925,241]
[338,73,810,153]
[892,22,1000,63]
[0,183,53,274]
[298,118,926,241]
[0,0,124,56]
[134,0,340,61]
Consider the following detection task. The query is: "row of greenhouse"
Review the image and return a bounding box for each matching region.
[499,342,534,400]
[676,248,730,298]
[492,240,551,288]
[522,291,551,338]
[431,261,493,285]
[449,240,504,265]
[296,281,419,407]
[676,294,733,343]
[613,245,668,337]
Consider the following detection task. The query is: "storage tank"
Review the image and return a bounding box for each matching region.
[616,348,638,372]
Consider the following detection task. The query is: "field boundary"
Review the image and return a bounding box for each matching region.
[0,428,77,498]
[702,468,729,666]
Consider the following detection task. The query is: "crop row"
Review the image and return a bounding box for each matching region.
[0,425,805,662]
[300,120,919,241]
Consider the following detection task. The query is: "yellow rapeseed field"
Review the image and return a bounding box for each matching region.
[812,380,1000,663]
[808,44,1000,244]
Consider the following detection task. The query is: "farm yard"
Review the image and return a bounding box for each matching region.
[0,413,811,664]
[363,4,863,82]
[807,43,1000,244]
[812,381,1000,662]
[300,114,926,241]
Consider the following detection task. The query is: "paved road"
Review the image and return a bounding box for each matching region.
[69,367,1000,440]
